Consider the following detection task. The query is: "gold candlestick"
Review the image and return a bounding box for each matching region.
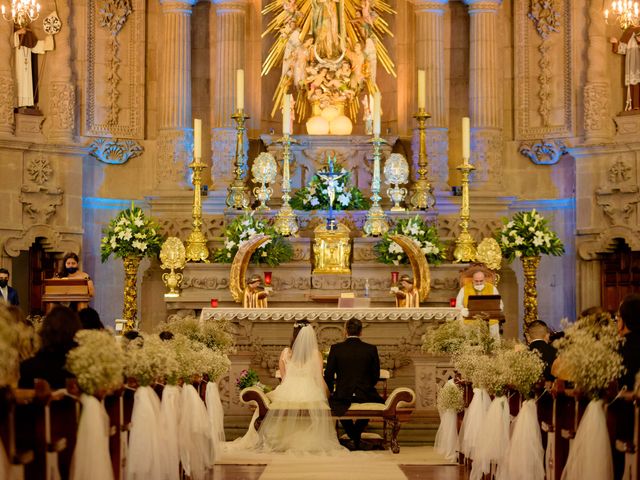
[226,110,251,209]
[273,134,299,236]
[453,160,476,263]
[364,136,389,237]
[185,154,210,262]
[410,109,436,210]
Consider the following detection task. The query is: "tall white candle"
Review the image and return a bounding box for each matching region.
[236,69,244,111]
[373,92,381,136]
[194,118,202,158]
[283,94,291,135]
[462,117,470,160]
[417,70,426,111]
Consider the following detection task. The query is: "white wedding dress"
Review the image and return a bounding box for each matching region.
[227,325,345,454]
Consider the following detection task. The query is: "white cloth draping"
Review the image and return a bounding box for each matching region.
[158,385,181,480]
[561,399,613,480]
[126,386,162,480]
[458,388,491,460]
[70,394,113,480]
[434,409,459,462]
[206,381,225,462]
[179,385,214,480]
[497,399,545,480]
[470,395,510,480]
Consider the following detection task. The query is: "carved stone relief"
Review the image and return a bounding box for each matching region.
[3,224,81,257]
[155,129,193,188]
[48,82,75,137]
[584,83,610,133]
[211,128,236,183]
[471,129,502,188]
[20,154,64,224]
[0,73,14,131]
[86,0,145,138]
[89,137,143,165]
[519,139,568,165]
[515,0,572,139]
[595,159,640,226]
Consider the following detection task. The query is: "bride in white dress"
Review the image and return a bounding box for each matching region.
[229,321,345,454]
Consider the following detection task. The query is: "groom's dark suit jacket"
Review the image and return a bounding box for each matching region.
[324,337,384,416]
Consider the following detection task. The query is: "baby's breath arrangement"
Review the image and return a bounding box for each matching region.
[165,334,203,384]
[100,204,163,262]
[553,320,624,398]
[66,330,125,396]
[290,162,369,211]
[496,209,565,262]
[437,381,464,412]
[473,356,509,396]
[124,335,176,386]
[204,348,232,383]
[211,213,293,267]
[499,348,545,398]
[159,315,235,354]
[422,320,468,355]
[452,345,487,384]
[375,216,446,266]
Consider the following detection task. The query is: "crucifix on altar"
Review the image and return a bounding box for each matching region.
[316,154,347,230]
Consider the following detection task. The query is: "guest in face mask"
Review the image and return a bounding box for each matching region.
[0,268,19,306]
[56,252,95,309]
[455,269,503,318]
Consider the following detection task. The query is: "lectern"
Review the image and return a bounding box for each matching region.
[42,279,91,312]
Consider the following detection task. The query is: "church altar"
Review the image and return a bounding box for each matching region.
[199,306,459,415]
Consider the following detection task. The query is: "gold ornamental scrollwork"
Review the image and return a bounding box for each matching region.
[475,237,502,272]
[229,234,272,303]
[389,234,431,302]
[160,237,186,297]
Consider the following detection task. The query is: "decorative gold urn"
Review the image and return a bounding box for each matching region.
[160,237,187,298]
[313,222,351,274]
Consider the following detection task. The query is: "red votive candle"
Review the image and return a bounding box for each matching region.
[449,298,456,307]
[210,298,218,308]
[391,271,399,284]
[264,271,272,285]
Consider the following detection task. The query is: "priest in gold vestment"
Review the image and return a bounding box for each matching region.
[243,274,271,308]
[390,274,420,308]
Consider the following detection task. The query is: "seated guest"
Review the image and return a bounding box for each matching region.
[617,293,640,391]
[526,320,557,381]
[78,307,104,330]
[19,306,82,389]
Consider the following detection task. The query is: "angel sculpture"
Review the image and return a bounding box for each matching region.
[346,42,365,89]
[364,37,377,86]
[293,38,313,87]
[282,28,302,81]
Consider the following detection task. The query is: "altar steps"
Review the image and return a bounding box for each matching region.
[224,412,441,446]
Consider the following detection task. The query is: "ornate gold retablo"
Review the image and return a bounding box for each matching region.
[313,223,351,274]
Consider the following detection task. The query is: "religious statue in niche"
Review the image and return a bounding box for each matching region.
[13,26,54,110]
[243,274,272,308]
[611,26,640,112]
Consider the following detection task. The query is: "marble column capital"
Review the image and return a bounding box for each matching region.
[413,0,448,14]
[159,0,196,14]
[212,0,248,12]
[463,0,501,13]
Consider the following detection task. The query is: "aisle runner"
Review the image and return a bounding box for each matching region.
[218,446,453,480]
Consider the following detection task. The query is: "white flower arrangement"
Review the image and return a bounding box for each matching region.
[100,204,163,262]
[66,330,126,396]
[159,315,235,354]
[437,381,464,412]
[124,335,177,387]
[375,216,446,266]
[499,347,545,398]
[496,209,565,261]
[553,318,624,398]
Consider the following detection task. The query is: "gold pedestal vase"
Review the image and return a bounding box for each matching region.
[522,255,540,325]
[123,255,142,332]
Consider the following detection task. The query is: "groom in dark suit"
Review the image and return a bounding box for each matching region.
[324,318,384,450]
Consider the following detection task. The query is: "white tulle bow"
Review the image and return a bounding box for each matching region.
[159,385,181,480]
[179,384,214,480]
[126,386,162,480]
[459,388,491,460]
[497,399,545,480]
[470,395,510,480]
[561,399,613,480]
[435,409,459,462]
[206,381,225,462]
[70,394,113,480]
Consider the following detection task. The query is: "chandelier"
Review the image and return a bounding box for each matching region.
[1,0,40,29]
[604,1,640,29]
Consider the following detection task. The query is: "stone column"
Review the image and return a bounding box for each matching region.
[0,14,14,136]
[583,0,613,143]
[464,0,502,190]
[211,0,248,184]
[156,0,196,190]
[414,0,449,192]
[47,0,75,143]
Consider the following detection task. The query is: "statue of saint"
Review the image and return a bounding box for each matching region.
[611,26,640,111]
[390,274,420,308]
[312,0,342,60]
[13,27,54,108]
[243,274,271,309]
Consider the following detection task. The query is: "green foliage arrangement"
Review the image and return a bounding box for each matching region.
[100,204,163,262]
[211,214,293,267]
[290,163,369,211]
[496,209,565,262]
[375,215,446,266]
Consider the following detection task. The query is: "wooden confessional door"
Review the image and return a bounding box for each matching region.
[600,244,640,312]
[28,239,58,315]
